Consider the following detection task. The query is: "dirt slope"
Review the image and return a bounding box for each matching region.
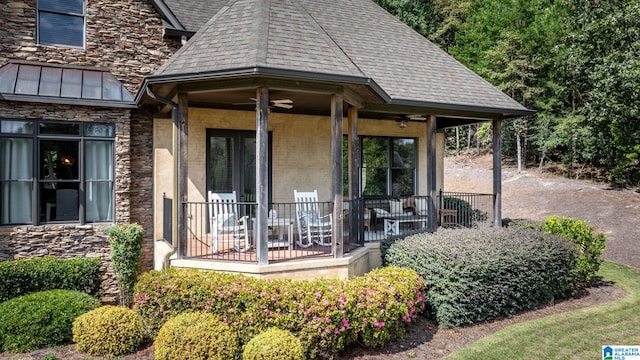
[444,154,640,269]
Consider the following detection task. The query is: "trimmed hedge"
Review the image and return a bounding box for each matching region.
[385,228,579,328]
[0,257,101,302]
[0,289,100,352]
[133,266,425,359]
[243,328,304,360]
[72,306,145,356]
[154,312,239,360]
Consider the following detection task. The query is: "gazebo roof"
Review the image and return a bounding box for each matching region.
[145,0,532,118]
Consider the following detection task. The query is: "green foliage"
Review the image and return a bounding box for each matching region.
[242,328,305,360]
[543,215,606,286]
[106,223,143,307]
[0,257,101,302]
[154,312,239,360]
[385,228,579,328]
[72,305,145,356]
[133,266,425,359]
[0,289,100,353]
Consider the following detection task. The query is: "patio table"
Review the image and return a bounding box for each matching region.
[383,215,428,237]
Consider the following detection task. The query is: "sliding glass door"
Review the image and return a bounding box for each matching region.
[207,130,270,202]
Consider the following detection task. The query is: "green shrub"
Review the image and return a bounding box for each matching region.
[543,216,606,286]
[154,312,238,360]
[134,266,425,359]
[385,228,579,328]
[0,289,100,352]
[72,305,145,356]
[243,328,305,360]
[0,257,101,302]
[504,218,544,231]
[106,223,143,307]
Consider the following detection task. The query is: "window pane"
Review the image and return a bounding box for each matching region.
[362,167,387,196]
[40,139,79,181]
[1,182,32,225]
[392,169,414,196]
[85,123,115,137]
[392,139,415,168]
[1,138,33,180]
[242,138,256,202]
[362,137,387,168]
[86,181,113,222]
[39,12,84,47]
[1,136,33,224]
[39,0,83,14]
[1,120,34,134]
[82,71,102,99]
[209,136,234,192]
[40,183,79,222]
[40,122,80,135]
[85,141,113,180]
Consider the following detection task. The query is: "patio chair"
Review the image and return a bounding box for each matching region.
[293,189,332,248]
[208,191,250,253]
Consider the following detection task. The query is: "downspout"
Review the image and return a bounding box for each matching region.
[146,87,179,269]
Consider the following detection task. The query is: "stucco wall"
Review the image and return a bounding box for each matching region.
[153,107,445,243]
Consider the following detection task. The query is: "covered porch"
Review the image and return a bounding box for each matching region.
[138,0,532,277]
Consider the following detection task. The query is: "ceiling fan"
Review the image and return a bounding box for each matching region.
[232,98,293,110]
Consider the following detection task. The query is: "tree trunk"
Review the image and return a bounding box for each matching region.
[516,133,523,172]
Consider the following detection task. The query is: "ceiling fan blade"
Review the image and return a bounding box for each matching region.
[271,99,293,104]
[273,103,293,109]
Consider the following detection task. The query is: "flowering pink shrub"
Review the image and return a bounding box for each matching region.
[133,266,426,359]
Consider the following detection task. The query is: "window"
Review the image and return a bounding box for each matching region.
[37,0,85,48]
[361,137,416,196]
[0,119,115,225]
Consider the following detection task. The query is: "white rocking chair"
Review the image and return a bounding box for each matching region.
[293,189,332,247]
[208,191,250,253]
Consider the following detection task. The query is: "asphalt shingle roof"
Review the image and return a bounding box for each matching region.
[152,0,529,115]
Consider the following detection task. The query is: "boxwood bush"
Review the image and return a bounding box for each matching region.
[133,266,425,359]
[0,257,101,302]
[154,312,239,360]
[385,228,579,328]
[243,328,304,360]
[72,305,145,356]
[0,289,100,352]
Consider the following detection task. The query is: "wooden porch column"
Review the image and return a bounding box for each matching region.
[256,87,269,265]
[177,93,188,257]
[331,94,344,258]
[426,114,438,232]
[348,106,360,199]
[492,118,502,227]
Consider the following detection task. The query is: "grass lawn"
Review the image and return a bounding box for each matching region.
[447,260,640,359]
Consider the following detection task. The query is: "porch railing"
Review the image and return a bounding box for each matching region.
[169,191,494,263]
[438,191,494,229]
[180,201,356,263]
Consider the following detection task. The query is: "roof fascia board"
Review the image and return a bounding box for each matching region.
[363,100,533,119]
[149,0,185,31]
[164,28,195,38]
[388,98,535,117]
[0,94,137,109]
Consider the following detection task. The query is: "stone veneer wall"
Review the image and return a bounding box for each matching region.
[0,225,119,303]
[0,0,180,92]
[0,0,180,302]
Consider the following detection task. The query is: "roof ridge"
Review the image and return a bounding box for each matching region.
[253,0,270,65]
[294,0,365,77]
